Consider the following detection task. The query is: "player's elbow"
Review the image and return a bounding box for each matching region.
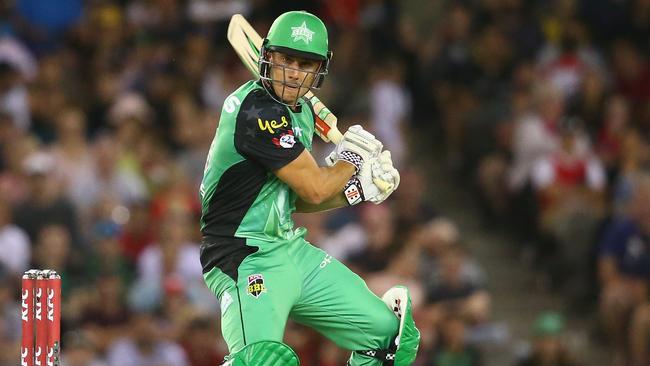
[300,190,328,205]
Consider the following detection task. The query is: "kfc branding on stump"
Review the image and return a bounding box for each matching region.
[21,270,61,366]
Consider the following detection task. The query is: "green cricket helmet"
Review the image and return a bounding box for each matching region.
[259,10,333,95]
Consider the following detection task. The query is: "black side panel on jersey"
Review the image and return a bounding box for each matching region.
[200,159,265,279]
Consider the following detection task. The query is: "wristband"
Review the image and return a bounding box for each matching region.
[338,151,363,174]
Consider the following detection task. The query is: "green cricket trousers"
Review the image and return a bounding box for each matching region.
[203,234,399,365]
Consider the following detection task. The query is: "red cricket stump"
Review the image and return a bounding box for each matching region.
[21,271,36,366]
[21,269,61,366]
[45,271,61,366]
[35,273,47,366]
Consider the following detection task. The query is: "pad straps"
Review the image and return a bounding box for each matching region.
[355,349,395,364]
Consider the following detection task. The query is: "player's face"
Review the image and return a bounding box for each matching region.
[268,52,320,104]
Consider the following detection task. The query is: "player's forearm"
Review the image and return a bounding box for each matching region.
[295,192,349,213]
[295,161,355,205]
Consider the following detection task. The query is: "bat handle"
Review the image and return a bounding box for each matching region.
[309,94,394,194]
[373,178,393,192]
[326,128,343,144]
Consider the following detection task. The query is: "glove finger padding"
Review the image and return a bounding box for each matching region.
[376,150,399,190]
[365,150,399,204]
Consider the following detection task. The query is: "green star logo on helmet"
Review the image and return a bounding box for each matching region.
[290,21,314,44]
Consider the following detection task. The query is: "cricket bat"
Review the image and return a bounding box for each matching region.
[227,14,392,192]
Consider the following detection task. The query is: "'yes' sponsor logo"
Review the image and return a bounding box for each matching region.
[258,116,289,134]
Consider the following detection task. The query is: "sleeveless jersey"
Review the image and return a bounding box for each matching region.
[199,80,315,277]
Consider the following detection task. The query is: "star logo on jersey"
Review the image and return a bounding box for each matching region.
[242,104,263,121]
[272,130,296,149]
[291,21,314,44]
[292,126,303,137]
[246,274,267,298]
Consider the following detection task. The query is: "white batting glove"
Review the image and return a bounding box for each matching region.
[367,150,400,204]
[335,125,383,174]
[338,150,400,206]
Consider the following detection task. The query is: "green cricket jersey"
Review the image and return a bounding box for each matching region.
[199,80,316,280]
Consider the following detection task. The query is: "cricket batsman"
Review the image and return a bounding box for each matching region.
[199,10,420,365]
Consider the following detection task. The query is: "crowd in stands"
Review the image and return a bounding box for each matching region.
[0,0,647,365]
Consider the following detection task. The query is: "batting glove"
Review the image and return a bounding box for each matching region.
[337,150,399,206]
[334,125,383,174]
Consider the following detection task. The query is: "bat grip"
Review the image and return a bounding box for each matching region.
[373,178,393,192]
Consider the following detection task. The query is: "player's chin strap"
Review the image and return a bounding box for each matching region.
[353,286,420,366]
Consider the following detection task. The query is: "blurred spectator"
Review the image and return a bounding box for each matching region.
[0,268,20,366]
[416,218,486,303]
[536,18,604,99]
[118,201,155,263]
[347,204,397,274]
[108,92,153,151]
[157,274,208,342]
[392,168,437,236]
[0,61,29,130]
[60,330,107,366]
[598,174,650,365]
[31,224,72,276]
[369,58,411,167]
[431,314,482,366]
[79,271,132,354]
[424,245,491,327]
[0,194,30,277]
[594,95,631,180]
[105,311,188,366]
[13,151,81,246]
[130,209,203,311]
[93,134,149,206]
[0,133,37,205]
[567,69,607,136]
[516,312,578,366]
[85,220,133,285]
[610,39,650,112]
[508,83,564,192]
[629,302,650,366]
[180,316,227,366]
[0,35,37,81]
[530,116,605,292]
[16,0,83,53]
[51,105,97,215]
